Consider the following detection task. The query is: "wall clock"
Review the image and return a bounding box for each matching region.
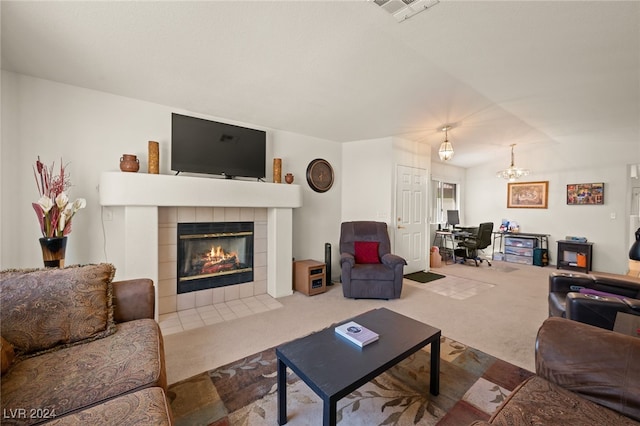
[306,158,334,193]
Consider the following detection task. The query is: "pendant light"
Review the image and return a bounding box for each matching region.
[438,126,454,161]
[496,144,530,181]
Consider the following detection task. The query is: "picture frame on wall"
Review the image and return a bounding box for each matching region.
[507,181,549,209]
[567,182,604,205]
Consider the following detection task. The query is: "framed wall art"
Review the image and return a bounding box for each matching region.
[507,181,549,209]
[566,182,604,205]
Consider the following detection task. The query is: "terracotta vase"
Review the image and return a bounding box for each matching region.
[120,154,139,172]
[39,236,67,268]
[285,173,294,184]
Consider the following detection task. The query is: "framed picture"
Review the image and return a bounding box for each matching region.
[566,182,604,205]
[507,181,549,209]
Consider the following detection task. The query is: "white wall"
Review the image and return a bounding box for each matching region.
[4,71,637,276]
[0,72,342,279]
[272,129,342,279]
[341,136,431,268]
[465,142,640,274]
[341,138,394,224]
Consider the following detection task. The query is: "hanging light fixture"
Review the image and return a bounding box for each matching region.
[438,126,454,161]
[496,144,530,181]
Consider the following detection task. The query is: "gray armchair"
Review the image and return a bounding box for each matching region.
[339,221,406,299]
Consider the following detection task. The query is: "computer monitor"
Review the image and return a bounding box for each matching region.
[446,210,460,228]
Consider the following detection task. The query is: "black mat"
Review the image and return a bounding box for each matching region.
[404,271,446,283]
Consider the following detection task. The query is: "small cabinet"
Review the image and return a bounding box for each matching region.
[556,240,593,273]
[504,236,537,265]
[293,259,326,296]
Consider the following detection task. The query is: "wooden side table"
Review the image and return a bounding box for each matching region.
[293,259,326,296]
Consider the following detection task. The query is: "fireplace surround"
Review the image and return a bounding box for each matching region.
[99,172,302,317]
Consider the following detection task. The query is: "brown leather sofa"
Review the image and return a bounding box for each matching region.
[548,271,640,330]
[471,317,640,425]
[1,264,173,425]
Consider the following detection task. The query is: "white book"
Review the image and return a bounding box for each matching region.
[334,321,379,347]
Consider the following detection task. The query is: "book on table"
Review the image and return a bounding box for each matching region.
[334,321,379,347]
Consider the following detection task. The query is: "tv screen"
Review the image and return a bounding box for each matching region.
[171,113,266,179]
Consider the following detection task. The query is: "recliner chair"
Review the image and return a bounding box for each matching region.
[455,222,493,267]
[548,271,640,330]
[339,221,406,299]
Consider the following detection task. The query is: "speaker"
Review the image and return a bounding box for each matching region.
[325,243,333,285]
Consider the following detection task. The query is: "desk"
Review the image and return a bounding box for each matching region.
[492,232,550,266]
[454,226,478,234]
[433,231,457,264]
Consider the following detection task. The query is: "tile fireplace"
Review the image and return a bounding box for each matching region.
[177,221,254,294]
[99,172,301,318]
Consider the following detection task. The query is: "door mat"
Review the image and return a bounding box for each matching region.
[404,271,446,283]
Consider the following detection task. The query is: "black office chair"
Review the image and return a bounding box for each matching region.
[456,222,494,267]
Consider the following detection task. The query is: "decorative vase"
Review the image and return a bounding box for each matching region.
[120,154,139,172]
[39,236,67,268]
[273,158,282,183]
[148,141,159,174]
[285,173,294,184]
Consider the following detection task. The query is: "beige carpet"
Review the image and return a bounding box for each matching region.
[163,261,551,385]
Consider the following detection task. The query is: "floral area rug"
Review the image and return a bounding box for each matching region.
[167,336,533,425]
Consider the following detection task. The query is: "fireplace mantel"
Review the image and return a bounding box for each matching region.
[99,172,301,208]
[99,172,302,314]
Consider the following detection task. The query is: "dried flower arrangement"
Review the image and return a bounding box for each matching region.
[32,156,86,237]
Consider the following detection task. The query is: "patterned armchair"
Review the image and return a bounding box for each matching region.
[339,221,406,299]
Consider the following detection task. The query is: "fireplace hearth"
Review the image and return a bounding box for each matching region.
[177,222,254,294]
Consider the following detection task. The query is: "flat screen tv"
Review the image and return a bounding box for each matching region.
[171,113,266,179]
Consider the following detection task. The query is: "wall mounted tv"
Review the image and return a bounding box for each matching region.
[171,113,266,179]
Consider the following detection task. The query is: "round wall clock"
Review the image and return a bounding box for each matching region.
[306,158,334,193]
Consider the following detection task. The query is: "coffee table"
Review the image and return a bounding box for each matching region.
[276,307,441,426]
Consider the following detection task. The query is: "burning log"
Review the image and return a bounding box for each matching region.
[199,245,240,274]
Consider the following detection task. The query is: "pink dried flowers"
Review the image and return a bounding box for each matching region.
[32,156,86,237]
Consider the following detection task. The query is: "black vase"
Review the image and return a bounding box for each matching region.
[39,236,67,268]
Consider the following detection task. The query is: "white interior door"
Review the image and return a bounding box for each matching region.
[395,165,427,274]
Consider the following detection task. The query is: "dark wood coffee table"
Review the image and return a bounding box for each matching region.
[276,307,441,426]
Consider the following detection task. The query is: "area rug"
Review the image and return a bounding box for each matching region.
[167,336,533,425]
[404,271,446,283]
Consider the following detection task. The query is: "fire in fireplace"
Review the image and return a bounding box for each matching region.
[177,222,254,294]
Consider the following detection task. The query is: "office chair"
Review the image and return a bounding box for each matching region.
[456,222,494,267]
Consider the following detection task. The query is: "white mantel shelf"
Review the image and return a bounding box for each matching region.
[98,172,301,312]
[99,172,302,208]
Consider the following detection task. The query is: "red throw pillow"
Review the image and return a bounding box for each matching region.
[354,241,380,264]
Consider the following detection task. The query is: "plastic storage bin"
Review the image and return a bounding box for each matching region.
[504,237,536,248]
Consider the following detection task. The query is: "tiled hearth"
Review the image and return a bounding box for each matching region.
[158,206,268,315]
[159,294,283,336]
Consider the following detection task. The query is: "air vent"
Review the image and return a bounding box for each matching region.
[372,0,440,22]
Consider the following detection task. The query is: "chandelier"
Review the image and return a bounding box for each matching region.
[496,144,530,181]
[438,126,454,161]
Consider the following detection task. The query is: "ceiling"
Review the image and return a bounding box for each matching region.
[2,1,639,168]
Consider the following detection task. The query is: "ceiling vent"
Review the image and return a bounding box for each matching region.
[372,0,440,22]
